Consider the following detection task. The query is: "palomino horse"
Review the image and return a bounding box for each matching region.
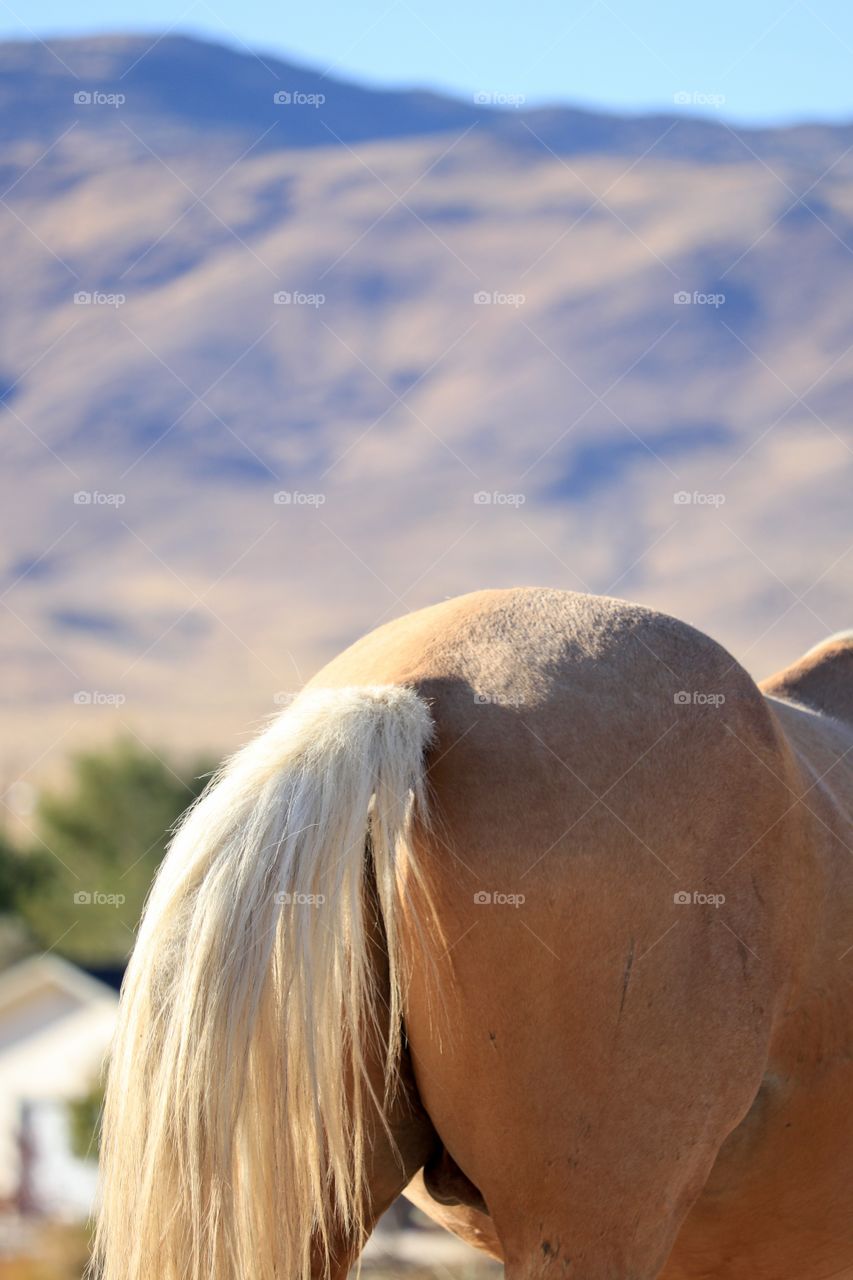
[96,588,853,1280]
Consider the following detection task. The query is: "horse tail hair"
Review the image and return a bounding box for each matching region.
[95,684,435,1280]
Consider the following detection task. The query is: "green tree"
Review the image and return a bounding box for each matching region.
[0,828,26,910]
[0,829,40,967]
[68,1076,105,1160]
[18,739,214,965]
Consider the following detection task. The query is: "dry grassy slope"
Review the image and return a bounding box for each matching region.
[2,35,853,778]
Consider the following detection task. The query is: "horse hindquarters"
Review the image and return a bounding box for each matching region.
[398,671,806,1279]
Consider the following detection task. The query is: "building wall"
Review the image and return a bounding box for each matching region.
[0,996,117,1203]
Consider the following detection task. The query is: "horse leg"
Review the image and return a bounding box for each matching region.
[405,952,755,1280]
[403,1166,504,1260]
[318,877,439,1278]
[315,1056,435,1278]
[406,901,779,1280]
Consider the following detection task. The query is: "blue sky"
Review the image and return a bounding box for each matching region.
[6,0,853,124]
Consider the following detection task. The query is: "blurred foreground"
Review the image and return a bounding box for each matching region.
[0,1218,502,1279]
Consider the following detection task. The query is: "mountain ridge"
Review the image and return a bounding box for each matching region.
[2,33,852,782]
[3,32,853,166]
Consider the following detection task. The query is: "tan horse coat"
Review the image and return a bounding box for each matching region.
[97,587,853,1280]
[309,588,853,1280]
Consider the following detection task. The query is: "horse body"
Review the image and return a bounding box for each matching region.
[97,588,853,1280]
[311,589,853,1279]
[662,688,853,1279]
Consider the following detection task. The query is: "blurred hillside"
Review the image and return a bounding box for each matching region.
[2,33,852,780]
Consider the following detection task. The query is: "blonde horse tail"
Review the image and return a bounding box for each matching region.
[95,685,435,1280]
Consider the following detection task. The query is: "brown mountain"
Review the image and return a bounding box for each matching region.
[2,33,852,779]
